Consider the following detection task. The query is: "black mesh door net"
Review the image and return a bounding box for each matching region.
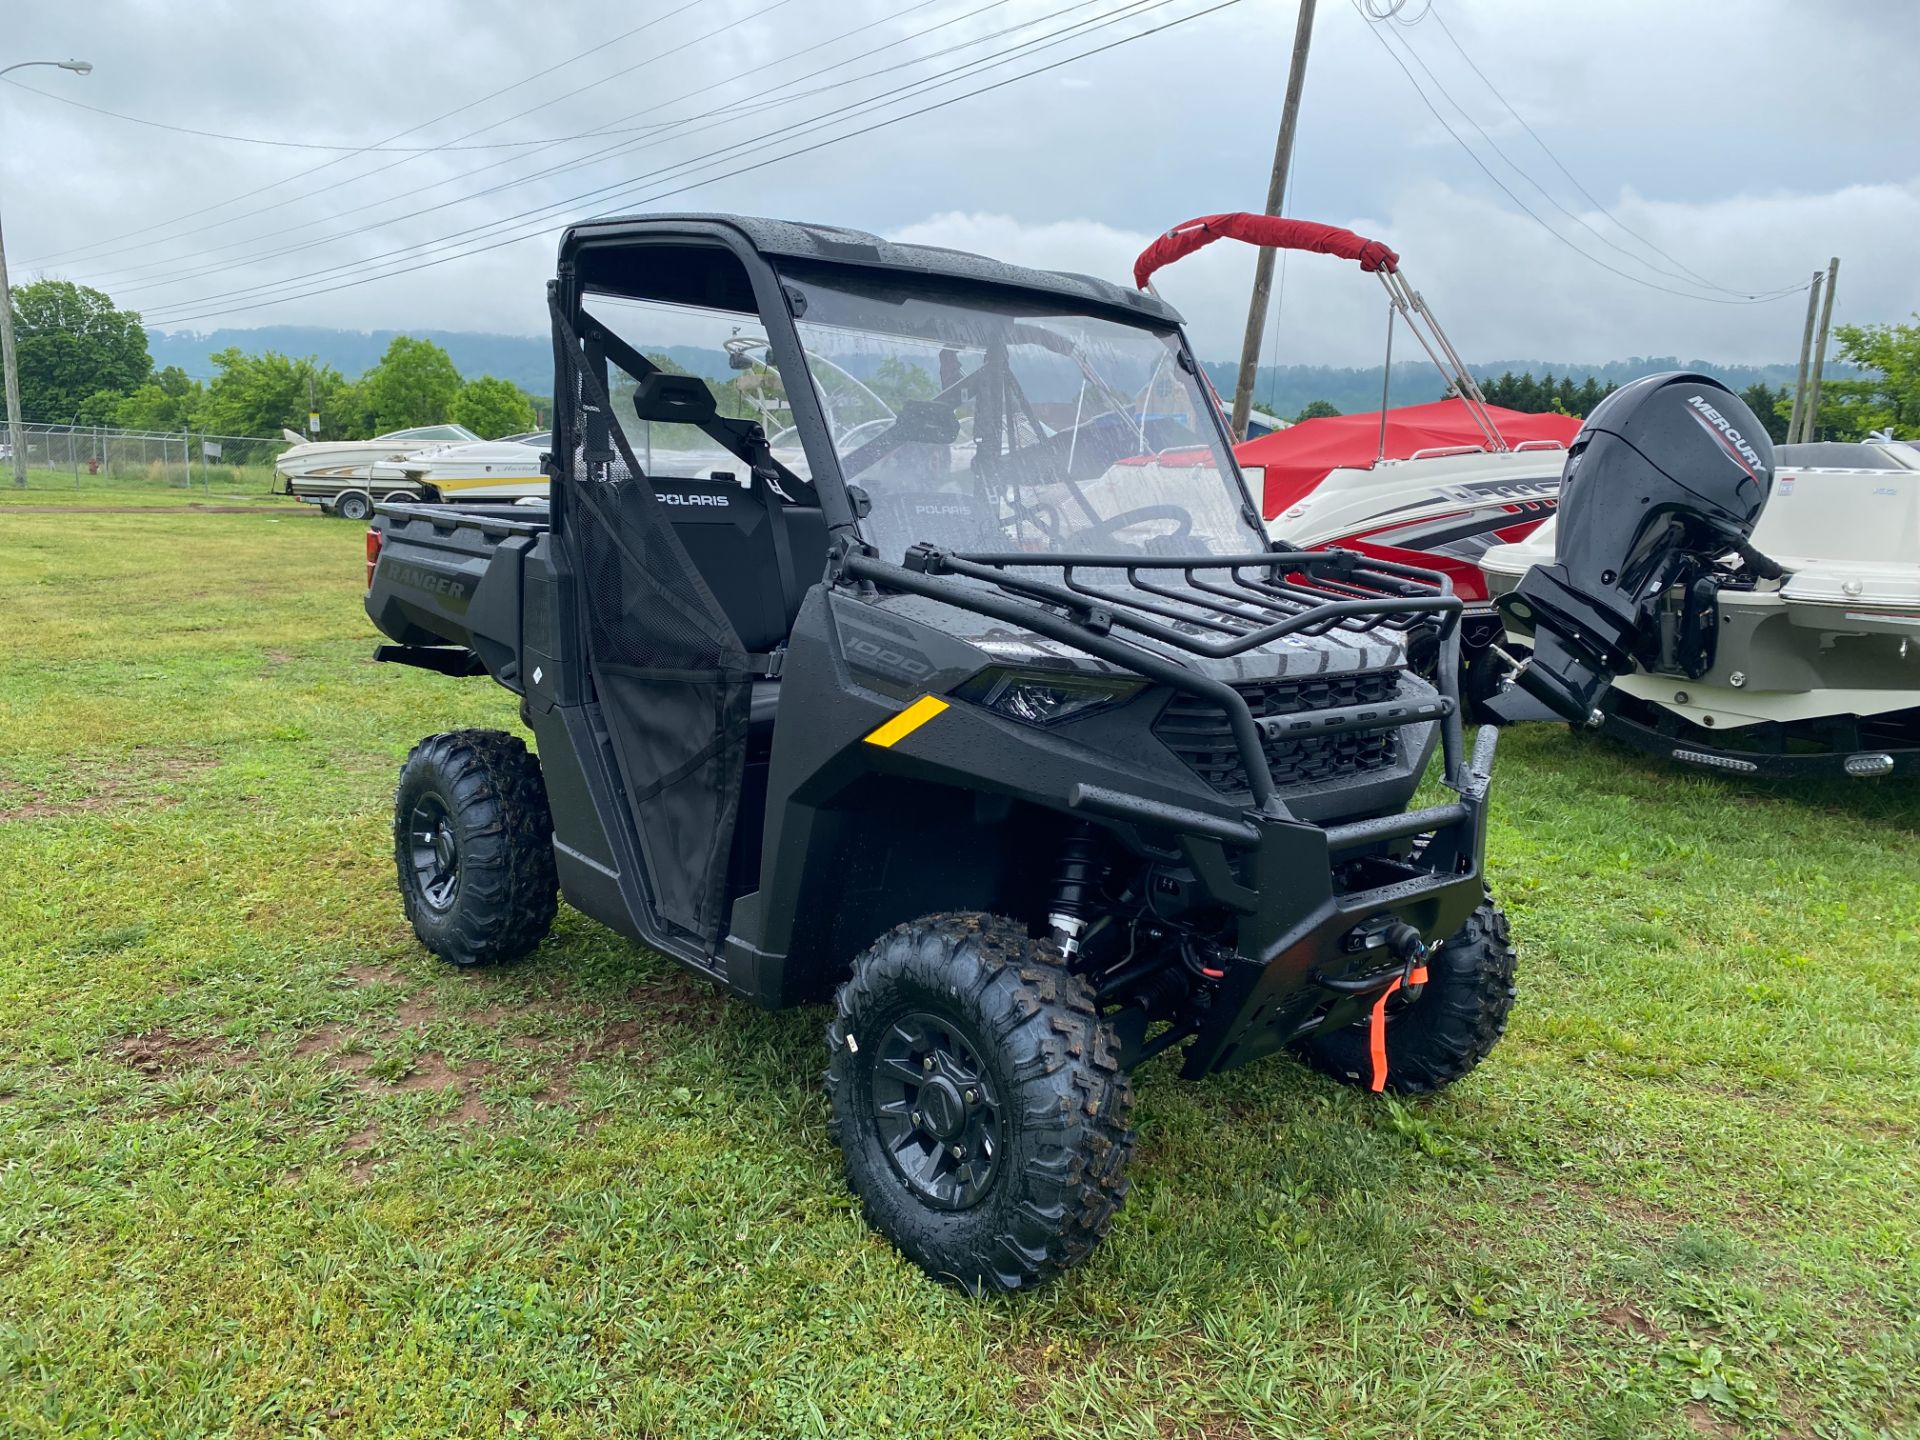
[551,299,751,947]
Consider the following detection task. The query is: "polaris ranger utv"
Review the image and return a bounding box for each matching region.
[364,214,1516,1291]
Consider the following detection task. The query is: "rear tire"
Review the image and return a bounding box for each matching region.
[1301,897,1516,1095]
[336,490,373,522]
[826,913,1135,1292]
[393,729,556,968]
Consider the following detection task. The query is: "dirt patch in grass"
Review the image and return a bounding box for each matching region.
[115,1027,253,1077]
[492,1011,685,1104]
[340,1125,379,1152]
[626,970,731,1027]
[1597,1304,1665,1341]
[439,1085,493,1128]
[390,1050,461,1091]
[338,1125,382,1185]
[1001,1340,1107,1412]
[293,1022,352,1059]
[341,961,406,986]
[1,750,216,823]
[1683,1401,1737,1437]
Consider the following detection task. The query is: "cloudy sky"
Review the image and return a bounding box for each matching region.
[3,0,1915,368]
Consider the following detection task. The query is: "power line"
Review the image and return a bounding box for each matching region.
[1424,6,1796,300]
[1367,7,1801,302]
[92,0,1007,295]
[145,0,1243,328]
[51,0,764,281]
[1355,13,1797,307]
[20,0,720,269]
[140,0,1157,318]
[140,0,1169,321]
[1,75,690,152]
[1382,21,1780,299]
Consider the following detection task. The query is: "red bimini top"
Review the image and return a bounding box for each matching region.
[1133,214,1399,290]
[1235,399,1583,518]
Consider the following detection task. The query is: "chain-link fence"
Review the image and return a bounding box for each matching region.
[5,421,288,494]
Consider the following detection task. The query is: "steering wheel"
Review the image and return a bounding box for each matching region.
[1073,504,1194,551]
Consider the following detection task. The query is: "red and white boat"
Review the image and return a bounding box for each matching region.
[1236,398,1577,604]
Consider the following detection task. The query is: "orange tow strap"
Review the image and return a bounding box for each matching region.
[1368,964,1428,1093]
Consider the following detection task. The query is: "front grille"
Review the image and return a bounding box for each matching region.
[1155,670,1404,794]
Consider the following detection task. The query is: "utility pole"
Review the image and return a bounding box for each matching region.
[0,58,93,486]
[1230,0,1317,442]
[1801,256,1840,443]
[0,206,25,487]
[1786,269,1822,445]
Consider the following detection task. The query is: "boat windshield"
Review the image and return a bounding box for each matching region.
[377,425,480,443]
[780,265,1260,561]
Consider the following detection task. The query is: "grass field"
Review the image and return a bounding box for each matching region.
[3,465,287,505]
[1,507,1915,1439]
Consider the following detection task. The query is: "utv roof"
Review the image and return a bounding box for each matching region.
[559,212,1184,327]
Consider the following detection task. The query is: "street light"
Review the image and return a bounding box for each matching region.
[1,58,93,487]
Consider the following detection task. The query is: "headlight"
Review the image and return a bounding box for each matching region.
[958,667,1144,726]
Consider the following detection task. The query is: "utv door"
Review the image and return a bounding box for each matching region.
[550,310,751,949]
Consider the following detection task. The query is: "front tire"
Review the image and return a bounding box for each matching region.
[393,729,557,968]
[335,489,373,522]
[826,914,1135,1292]
[1301,897,1517,1095]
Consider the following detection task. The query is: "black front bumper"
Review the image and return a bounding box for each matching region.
[1179,725,1499,1077]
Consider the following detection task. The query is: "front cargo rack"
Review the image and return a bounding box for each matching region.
[903,544,1456,656]
[843,544,1468,814]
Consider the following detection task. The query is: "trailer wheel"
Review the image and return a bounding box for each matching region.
[826,913,1135,1293]
[1301,896,1516,1095]
[393,729,556,968]
[335,490,373,522]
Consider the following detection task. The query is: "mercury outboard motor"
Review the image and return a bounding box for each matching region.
[1496,372,1774,725]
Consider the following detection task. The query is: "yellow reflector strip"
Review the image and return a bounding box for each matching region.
[863,695,949,748]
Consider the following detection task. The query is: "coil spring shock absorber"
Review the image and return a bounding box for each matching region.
[1047,824,1107,961]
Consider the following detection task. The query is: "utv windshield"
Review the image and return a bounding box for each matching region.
[781,266,1262,561]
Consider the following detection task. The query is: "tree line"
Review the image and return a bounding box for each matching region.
[9,280,542,441]
[1283,318,1920,444]
[1284,371,1619,425]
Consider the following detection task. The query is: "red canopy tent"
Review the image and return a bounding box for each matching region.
[1234,399,1582,519]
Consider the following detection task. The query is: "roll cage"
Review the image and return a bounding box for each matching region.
[553,213,1265,558]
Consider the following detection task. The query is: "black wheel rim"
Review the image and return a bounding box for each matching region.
[406,793,461,913]
[870,1011,1004,1211]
